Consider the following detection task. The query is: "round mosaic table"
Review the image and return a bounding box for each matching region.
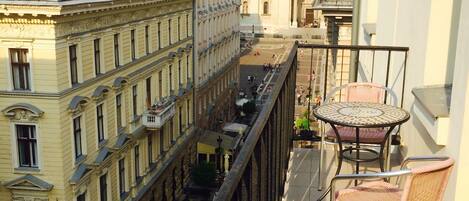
[313,102,409,195]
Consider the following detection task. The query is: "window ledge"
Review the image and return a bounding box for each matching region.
[412,84,452,145]
[14,167,40,174]
[74,154,87,165]
[98,139,109,149]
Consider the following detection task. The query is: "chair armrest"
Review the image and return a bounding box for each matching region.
[330,170,412,201]
[401,156,450,169]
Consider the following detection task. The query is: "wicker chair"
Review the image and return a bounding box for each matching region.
[318,82,399,190]
[331,156,454,201]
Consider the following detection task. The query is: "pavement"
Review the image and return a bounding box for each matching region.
[283,146,401,201]
[239,40,293,100]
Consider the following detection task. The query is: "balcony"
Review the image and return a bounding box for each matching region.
[213,42,414,201]
[142,97,176,130]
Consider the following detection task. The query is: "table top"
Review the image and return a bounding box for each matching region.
[313,102,410,128]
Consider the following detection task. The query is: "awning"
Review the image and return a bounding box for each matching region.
[199,130,242,151]
[223,123,248,135]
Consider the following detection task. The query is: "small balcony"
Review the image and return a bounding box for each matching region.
[142,97,176,130]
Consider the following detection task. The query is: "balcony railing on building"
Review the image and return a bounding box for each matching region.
[212,41,410,201]
[142,97,176,130]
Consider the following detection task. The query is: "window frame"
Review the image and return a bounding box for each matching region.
[73,115,84,159]
[9,48,31,91]
[69,44,79,85]
[13,123,39,169]
[118,158,127,197]
[130,29,136,61]
[145,25,150,55]
[116,94,123,130]
[114,33,121,68]
[134,145,140,182]
[96,103,106,144]
[93,38,102,76]
[99,173,108,201]
[132,85,138,118]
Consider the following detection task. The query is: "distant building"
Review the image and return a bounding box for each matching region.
[0,0,196,200]
[240,0,298,35]
[194,0,241,168]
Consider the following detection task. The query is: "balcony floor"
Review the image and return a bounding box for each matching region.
[283,145,401,201]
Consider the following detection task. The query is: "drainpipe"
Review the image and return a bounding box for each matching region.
[349,0,361,82]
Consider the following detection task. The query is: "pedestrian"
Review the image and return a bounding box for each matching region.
[272,54,275,59]
[297,94,302,105]
[247,75,251,83]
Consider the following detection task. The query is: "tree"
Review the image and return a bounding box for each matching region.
[191,162,217,187]
[242,100,257,114]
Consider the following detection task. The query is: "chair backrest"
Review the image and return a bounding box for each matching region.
[401,158,454,201]
[325,82,398,106]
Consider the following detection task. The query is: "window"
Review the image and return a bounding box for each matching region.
[179,106,183,135]
[177,16,181,41]
[186,14,189,38]
[69,45,78,85]
[186,100,190,126]
[158,71,163,99]
[148,135,153,164]
[242,1,248,14]
[145,26,150,55]
[160,126,165,154]
[170,119,174,143]
[132,85,138,118]
[169,65,173,93]
[168,19,172,45]
[131,29,136,60]
[178,60,182,86]
[134,145,140,181]
[16,125,37,168]
[114,34,120,68]
[263,1,269,15]
[94,39,102,75]
[118,158,126,197]
[77,192,86,201]
[146,77,152,108]
[73,116,83,159]
[97,104,105,143]
[99,173,108,201]
[157,22,161,49]
[116,94,122,129]
[186,55,190,81]
[9,49,30,90]
[198,153,207,163]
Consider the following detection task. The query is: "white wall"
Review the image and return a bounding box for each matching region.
[359,0,468,200]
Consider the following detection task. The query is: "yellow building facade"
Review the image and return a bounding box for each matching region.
[194,0,241,167]
[0,0,195,200]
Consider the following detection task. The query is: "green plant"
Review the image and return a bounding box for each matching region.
[295,118,310,130]
[191,162,217,187]
[242,100,257,114]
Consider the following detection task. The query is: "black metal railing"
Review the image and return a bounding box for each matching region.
[297,44,409,108]
[212,43,409,201]
[213,43,298,201]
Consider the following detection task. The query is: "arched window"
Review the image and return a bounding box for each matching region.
[263,1,269,15]
[242,1,248,14]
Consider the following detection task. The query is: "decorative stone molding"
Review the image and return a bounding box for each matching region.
[68,96,90,114]
[2,103,44,122]
[91,85,111,102]
[112,76,129,91]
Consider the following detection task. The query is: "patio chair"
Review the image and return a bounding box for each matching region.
[330,156,454,201]
[318,82,399,190]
